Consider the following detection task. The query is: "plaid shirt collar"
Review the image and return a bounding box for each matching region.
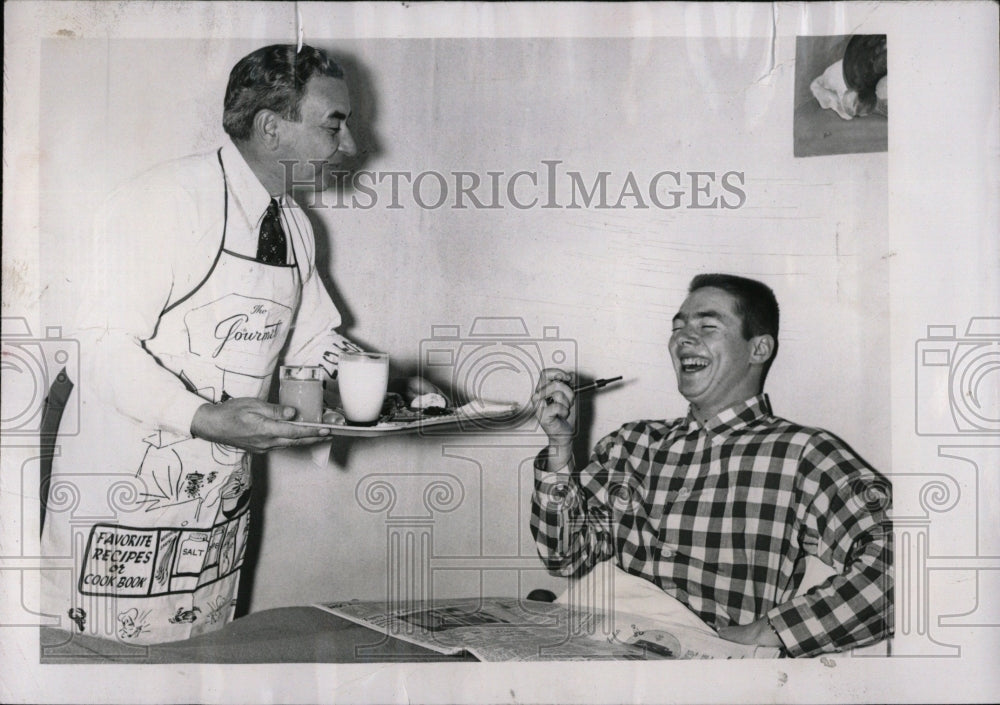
[682,393,773,437]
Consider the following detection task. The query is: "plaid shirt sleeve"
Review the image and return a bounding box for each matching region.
[767,432,894,657]
[529,432,621,577]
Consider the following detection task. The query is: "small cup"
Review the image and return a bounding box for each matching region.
[278,365,325,423]
[338,351,390,426]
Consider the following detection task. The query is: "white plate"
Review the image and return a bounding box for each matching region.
[289,400,522,437]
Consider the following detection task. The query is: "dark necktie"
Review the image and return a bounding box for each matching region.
[257,198,287,265]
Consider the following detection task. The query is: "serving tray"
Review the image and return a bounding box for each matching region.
[290,400,521,437]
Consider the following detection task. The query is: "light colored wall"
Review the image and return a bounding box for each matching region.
[41,33,887,611]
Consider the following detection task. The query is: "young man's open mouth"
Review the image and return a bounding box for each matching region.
[679,355,711,374]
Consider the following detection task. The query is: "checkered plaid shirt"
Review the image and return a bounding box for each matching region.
[530,394,893,657]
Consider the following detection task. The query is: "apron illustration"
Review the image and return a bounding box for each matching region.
[41,150,301,644]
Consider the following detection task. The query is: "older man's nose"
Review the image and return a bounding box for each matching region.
[338,125,358,157]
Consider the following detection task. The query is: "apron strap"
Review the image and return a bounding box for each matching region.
[160,149,229,317]
[283,201,304,283]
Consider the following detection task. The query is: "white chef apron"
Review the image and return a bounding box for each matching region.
[41,150,301,644]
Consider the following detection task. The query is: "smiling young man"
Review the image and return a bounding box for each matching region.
[530,273,892,657]
[41,44,434,644]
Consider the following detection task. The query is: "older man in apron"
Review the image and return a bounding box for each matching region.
[40,45,392,644]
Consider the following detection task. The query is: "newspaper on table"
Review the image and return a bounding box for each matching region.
[314,597,781,661]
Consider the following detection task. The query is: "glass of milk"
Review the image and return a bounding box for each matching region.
[338,351,390,425]
[278,365,325,423]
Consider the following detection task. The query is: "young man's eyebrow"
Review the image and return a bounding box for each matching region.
[324,110,351,122]
[673,309,726,323]
[692,309,725,320]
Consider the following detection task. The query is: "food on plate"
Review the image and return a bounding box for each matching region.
[346,390,454,424]
[381,391,453,422]
[410,392,449,411]
[418,405,452,417]
[380,392,407,416]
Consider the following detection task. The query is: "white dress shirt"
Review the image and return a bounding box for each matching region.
[73,139,353,436]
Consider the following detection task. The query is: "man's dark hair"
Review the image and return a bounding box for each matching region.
[689,273,780,384]
[223,44,345,142]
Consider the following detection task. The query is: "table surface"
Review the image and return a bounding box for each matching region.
[40,606,477,663]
